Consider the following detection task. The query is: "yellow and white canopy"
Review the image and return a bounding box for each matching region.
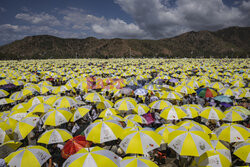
[0,89,9,98]
[119,128,162,154]
[38,129,72,144]
[62,146,121,167]
[199,107,225,120]
[168,127,212,156]
[0,127,10,144]
[120,156,158,167]
[42,109,72,126]
[156,124,178,143]
[125,114,147,124]
[133,104,150,115]
[53,96,77,108]
[192,140,231,167]
[28,103,53,114]
[114,98,137,111]
[84,120,124,143]
[149,100,172,110]
[14,115,39,140]
[71,105,91,122]
[160,105,187,120]
[234,142,250,163]
[99,108,119,118]
[214,123,250,143]
[5,145,51,167]
[83,92,105,103]
[223,110,248,122]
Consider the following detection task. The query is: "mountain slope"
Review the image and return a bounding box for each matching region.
[0,26,249,59]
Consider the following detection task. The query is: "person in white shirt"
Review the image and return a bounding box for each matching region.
[27,130,36,145]
[75,95,82,101]
[0,159,7,167]
[71,123,80,135]
[196,96,205,106]
[37,119,44,133]
[56,143,64,150]
[150,96,159,103]
[87,104,99,121]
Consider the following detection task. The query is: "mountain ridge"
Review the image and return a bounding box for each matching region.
[0,26,249,59]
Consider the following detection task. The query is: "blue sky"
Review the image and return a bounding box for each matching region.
[0,0,250,45]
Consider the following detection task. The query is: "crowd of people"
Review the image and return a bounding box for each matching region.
[0,58,249,167]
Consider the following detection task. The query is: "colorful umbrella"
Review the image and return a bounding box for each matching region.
[192,140,231,167]
[226,106,250,116]
[0,98,15,105]
[125,114,148,124]
[14,115,39,140]
[158,91,183,100]
[83,92,105,103]
[210,82,225,90]
[61,135,92,159]
[155,124,178,143]
[233,142,250,163]
[0,140,22,159]
[168,127,212,156]
[53,96,77,108]
[71,106,91,122]
[199,107,225,120]
[0,127,10,144]
[114,98,137,111]
[175,85,195,94]
[96,100,114,110]
[42,109,72,126]
[0,89,9,98]
[182,106,199,118]
[133,104,150,115]
[149,100,172,110]
[197,88,218,98]
[214,95,233,103]
[223,110,248,122]
[214,123,250,143]
[62,146,121,167]
[119,128,162,154]
[134,88,148,96]
[28,103,53,114]
[99,108,119,118]
[38,129,73,144]
[4,145,51,167]
[121,156,158,167]
[219,88,236,97]
[83,120,124,143]
[160,105,187,120]
[177,120,212,134]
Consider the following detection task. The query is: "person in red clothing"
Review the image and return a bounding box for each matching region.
[153,149,167,165]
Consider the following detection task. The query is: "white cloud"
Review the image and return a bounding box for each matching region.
[0,24,30,44]
[92,18,147,38]
[53,7,146,38]
[58,7,105,30]
[20,6,29,12]
[0,23,86,45]
[58,7,147,38]
[0,24,19,31]
[240,1,250,24]
[115,0,250,38]
[15,12,61,26]
[0,7,6,13]
[241,0,250,10]
[0,24,29,32]
[2,1,250,45]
